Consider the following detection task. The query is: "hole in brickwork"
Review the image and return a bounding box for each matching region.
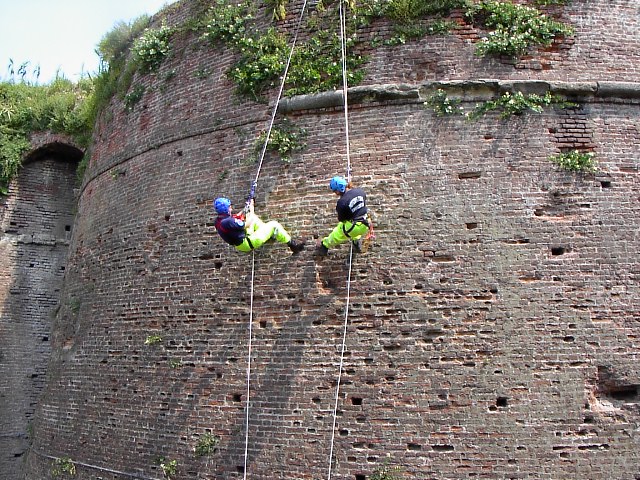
[551,247,566,256]
[432,444,454,452]
[355,475,366,480]
[65,225,71,231]
[609,386,639,401]
[339,429,349,436]
[236,465,244,474]
[496,396,508,407]
[563,336,575,342]
[351,397,363,405]
[600,181,612,188]
[458,171,482,179]
[466,222,478,229]
[259,320,267,328]
[407,443,422,451]
[232,393,242,402]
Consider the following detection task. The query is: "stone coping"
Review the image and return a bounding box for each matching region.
[80,80,640,193]
[277,80,640,113]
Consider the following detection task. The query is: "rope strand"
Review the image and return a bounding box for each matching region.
[242,252,256,480]
[339,0,352,183]
[327,2,354,478]
[242,2,309,478]
[246,0,310,209]
[327,245,355,480]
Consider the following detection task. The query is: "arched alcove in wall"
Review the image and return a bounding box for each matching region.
[0,138,82,479]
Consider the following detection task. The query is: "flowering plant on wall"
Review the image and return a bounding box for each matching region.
[132,23,174,73]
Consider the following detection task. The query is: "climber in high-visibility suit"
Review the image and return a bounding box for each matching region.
[214,197,305,254]
[316,176,369,256]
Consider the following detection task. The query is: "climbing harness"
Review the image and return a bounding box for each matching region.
[242,1,309,479]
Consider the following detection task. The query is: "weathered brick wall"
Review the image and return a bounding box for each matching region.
[23,1,640,479]
[0,155,78,479]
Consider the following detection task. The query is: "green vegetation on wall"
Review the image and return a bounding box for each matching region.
[550,150,597,172]
[0,0,575,192]
[466,0,573,57]
[0,78,94,193]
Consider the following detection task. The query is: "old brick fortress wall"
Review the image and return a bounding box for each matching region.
[0,134,82,478]
[20,0,640,479]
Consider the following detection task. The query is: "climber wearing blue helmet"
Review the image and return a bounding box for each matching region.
[316,176,369,257]
[214,197,305,254]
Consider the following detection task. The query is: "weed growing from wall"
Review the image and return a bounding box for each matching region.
[156,457,177,479]
[51,457,76,478]
[265,0,288,20]
[145,334,163,346]
[200,0,253,44]
[550,150,596,172]
[370,461,403,480]
[254,119,307,162]
[123,85,146,112]
[467,91,576,120]
[132,23,174,73]
[425,89,464,116]
[201,0,366,99]
[194,432,219,456]
[466,1,573,57]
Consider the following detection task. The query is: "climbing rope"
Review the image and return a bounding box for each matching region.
[242,2,309,479]
[245,0,310,210]
[327,1,354,479]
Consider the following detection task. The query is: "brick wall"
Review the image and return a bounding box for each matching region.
[0,156,78,479]
[22,0,640,479]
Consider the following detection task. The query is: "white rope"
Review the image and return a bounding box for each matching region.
[247,0,311,205]
[327,2,354,478]
[242,252,256,480]
[327,244,355,480]
[242,2,309,478]
[339,0,352,182]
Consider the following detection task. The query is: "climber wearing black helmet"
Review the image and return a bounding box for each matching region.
[316,176,369,257]
[214,197,305,254]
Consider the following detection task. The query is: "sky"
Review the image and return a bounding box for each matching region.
[0,0,173,84]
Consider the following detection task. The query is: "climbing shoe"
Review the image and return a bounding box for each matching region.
[352,239,363,254]
[288,239,305,254]
[315,242,329,257]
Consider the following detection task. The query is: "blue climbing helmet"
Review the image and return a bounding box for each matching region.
[329,176,348,193]
[214,197,231,214]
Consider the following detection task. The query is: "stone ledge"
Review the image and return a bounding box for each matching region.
[277,80,640,113]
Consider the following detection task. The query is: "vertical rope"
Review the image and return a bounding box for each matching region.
[246,0,310,209]
[327,245,354,480]
[243,251,256,480]
[327,2,354,478]
[339,0,352,183]
[242,3,309,477]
